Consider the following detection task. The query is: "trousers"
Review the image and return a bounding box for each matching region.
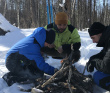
[93,71,110,91]
[6,52,44,80]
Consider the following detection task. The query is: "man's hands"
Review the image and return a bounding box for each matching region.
[47,43,55,48]
[57,46,63,53]
[86,59,96,72]
[60,50,80,66]
[86,61,94,72]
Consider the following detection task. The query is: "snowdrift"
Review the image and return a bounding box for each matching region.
[0,13,20,35]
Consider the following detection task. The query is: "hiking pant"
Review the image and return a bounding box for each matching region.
[6,52,44,80]
[40,47,71,58]
[93,71,110,91]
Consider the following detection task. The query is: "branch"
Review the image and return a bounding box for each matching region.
[41,64,69,88]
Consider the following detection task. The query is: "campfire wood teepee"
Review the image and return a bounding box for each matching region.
[31,53,93,93]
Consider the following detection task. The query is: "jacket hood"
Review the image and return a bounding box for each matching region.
[32,27,46,47]
[97,26,110,47]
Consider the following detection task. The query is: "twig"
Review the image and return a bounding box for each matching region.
[41,64,69,88]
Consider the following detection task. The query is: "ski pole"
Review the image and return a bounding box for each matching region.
[46,0,50,24]
[50,0,53,23]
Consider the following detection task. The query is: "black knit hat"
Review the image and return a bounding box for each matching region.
[45,29,55,44]
[88,22,106,36]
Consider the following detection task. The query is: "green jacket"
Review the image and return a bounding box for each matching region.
[44,23,81,51]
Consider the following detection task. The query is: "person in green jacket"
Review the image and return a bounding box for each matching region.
[41,12,81,62]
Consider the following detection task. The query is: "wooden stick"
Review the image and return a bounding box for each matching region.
[41,65,69,88]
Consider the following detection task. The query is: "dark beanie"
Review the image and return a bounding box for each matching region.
[88,22,106,36]
[45,29,55,44]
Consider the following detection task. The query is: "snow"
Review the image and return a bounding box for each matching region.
[0,14,109,93]
[0,14,20,32]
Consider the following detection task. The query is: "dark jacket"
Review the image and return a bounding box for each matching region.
[90,26,110,74]
[5,27,55,75]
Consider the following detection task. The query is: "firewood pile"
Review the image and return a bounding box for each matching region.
[31,60,93,93]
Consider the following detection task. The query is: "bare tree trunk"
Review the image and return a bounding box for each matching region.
[71,0,75,18]
[30,0,36,27]
[65,0,71,19]
[78,0,81,29]
[17,0,20,28]
[36,0,39,27]
[102,0,106,24]
[42,0,47,26]
[3,0,7,17]
[70,0,76,25]
[88,0,92,27]
[106,0,109,25]
[93,0,96,23]
[84,0,88,28]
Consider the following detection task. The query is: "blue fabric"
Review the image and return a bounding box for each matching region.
[93,71,110,87]
[5,27,55,75]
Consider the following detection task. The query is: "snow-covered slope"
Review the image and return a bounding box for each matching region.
[0,13,20,32]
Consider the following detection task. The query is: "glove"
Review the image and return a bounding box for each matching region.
[69,50,80,62]
[73,42,81,50]
[86,61,94,72]
[57,46,63,53]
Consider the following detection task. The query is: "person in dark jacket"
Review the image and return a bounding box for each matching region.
[42,12,81,61]
[87,22,110,91]
[3,27,58,86]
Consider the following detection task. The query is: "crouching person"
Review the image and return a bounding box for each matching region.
[42,12,81,59]
[87,22,110,91]
[3,27,58,86]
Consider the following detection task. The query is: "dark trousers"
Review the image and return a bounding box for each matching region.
[6,52,44,80]
[40,47,71,58]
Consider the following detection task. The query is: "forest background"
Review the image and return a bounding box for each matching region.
[0,0,110,30]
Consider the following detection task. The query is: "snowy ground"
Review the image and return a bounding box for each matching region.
[0,14,110,93]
